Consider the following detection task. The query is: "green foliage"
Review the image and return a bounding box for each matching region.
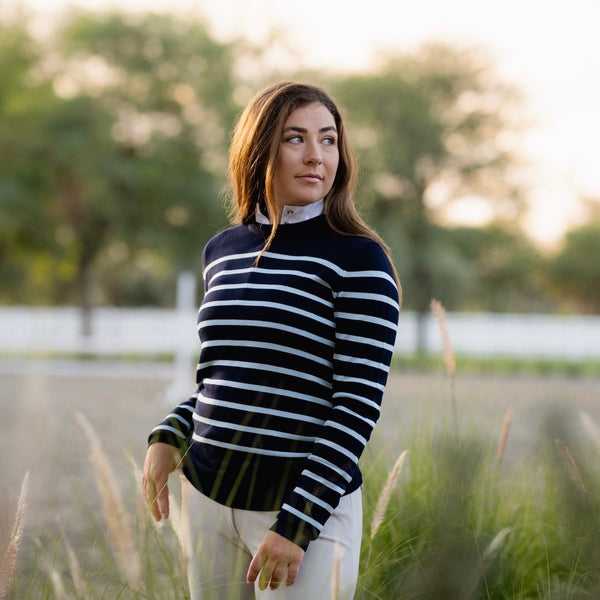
[357,404,600,599]
[0,10,238,310]
[1,9,598,316]
[548,220,600,313]
[439,224,548,312]
[393,353,600,378]
[0,17,58,285]
[58,10,239,120]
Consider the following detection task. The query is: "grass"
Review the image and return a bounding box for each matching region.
[3,397,600,599]
[357,414,600,599]
[2,302,600,598]
[392,353,600,378]
[355,301,600,599]
[4,349,600,379]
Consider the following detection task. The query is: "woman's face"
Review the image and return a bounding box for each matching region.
[272,102,339,209]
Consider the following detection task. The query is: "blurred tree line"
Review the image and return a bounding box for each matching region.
[1,8,599,339]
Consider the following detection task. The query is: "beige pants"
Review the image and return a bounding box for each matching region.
[182,480,362,600]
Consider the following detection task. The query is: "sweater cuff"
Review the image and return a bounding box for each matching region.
[147,429,189,454]
[270,512,319,552]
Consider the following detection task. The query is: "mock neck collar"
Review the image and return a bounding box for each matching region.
[255,199,325,225]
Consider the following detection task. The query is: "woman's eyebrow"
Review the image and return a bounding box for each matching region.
[283,125,338,134]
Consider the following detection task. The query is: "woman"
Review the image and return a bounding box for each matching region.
[143,81,400,599]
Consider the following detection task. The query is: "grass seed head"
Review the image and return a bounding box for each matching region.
[370,450,410,541]
[430,299,456,381]
[76,412,141,588]
[0,472,29,600]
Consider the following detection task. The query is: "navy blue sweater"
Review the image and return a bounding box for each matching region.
[149,214,400,549]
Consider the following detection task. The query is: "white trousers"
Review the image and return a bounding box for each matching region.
[181,479,362,600]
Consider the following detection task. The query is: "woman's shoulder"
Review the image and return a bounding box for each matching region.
[326,235,399,302]
[207,220,266,248]
[328,232,392,273]
[202,223,257,262]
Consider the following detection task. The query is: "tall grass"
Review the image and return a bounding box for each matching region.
[4,300,600,598]
[0,472,28,600]
[6,409,600,599]
[356,300,600,599]
[4,421,189,600]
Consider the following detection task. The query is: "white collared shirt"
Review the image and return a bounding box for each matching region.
[255,199,325,225]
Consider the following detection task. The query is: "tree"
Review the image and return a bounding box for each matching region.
[1,9,247,333]
[441,224,547,312]
[0,15,66,303]
[55,10,244,315]
[549,219,600,313]
[332,43,528,350]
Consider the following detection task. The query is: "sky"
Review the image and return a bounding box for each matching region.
[17,0,600,247]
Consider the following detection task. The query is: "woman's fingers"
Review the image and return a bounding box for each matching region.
[246,547,265,586]
[266,563,288,591]
[144,477,165,520]
[142,443,181,521]
[247,531,305,590]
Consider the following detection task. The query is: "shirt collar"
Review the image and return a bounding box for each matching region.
[255,199,325,225]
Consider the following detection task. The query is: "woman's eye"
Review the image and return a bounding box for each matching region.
[323,136,337,146]
[286,135,303,144]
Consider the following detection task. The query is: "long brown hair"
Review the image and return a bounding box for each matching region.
[227,81,400,290]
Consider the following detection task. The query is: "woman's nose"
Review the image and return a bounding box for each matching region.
[304,141,323,164]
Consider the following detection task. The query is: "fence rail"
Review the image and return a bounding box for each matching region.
[1,306,599,360]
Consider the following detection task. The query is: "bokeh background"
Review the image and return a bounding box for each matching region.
[2,0,600,333]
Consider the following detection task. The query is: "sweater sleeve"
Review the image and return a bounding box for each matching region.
[271,243,400,549]
[147,392,197,453]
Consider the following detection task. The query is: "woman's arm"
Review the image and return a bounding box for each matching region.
[272,243,400,548]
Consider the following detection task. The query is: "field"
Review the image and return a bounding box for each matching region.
[1,358,599,598]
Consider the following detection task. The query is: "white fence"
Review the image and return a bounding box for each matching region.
[395,311,600,360]
[1,306,600,360]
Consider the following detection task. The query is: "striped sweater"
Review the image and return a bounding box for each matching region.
[149,213,400,550]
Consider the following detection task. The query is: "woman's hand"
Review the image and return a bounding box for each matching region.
[142,442,183,521]
[246,531,305,591]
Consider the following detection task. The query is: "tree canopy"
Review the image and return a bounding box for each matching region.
[548,220,600,313]
[1,10,242,327]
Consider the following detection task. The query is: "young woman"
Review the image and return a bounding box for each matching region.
[142,81,401,599]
